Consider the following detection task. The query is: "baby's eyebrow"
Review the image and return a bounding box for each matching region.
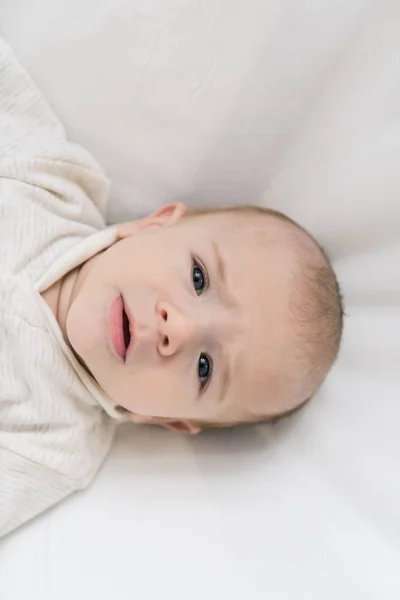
[212,241,235,308]
[212,240,226,284]
[211,241,233,404]
[218,348,232,404]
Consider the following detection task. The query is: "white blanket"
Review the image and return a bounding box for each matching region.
[1,1,399,598]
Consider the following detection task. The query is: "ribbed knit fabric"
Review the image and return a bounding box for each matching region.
[0,37,121,537]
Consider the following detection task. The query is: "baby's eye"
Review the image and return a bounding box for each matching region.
[192,259,208,296]
[198,353,212,390]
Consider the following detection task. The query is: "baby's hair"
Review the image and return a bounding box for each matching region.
[186,204,344,427]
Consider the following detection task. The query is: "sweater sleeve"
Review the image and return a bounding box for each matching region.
[0,446,83,538]
[0,38,64,159]
[0,37,103,167]
[0,35,109,203]
[0,38,108,215]
[0,36,110,275]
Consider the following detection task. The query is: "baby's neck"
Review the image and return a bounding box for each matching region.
[41,279,62,319]
[41,268,80,340]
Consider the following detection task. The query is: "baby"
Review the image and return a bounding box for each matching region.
[0,39,343,537]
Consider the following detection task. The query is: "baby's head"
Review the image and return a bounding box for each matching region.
[65,203,343,433]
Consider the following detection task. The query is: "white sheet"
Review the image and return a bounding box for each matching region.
[1,1,400,598]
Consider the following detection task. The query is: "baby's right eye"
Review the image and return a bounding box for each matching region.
[192,259,209,296]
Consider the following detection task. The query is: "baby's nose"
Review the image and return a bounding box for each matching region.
[156,301,197,357]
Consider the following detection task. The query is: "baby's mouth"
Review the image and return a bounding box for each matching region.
[122,305,131,353]
[109,296,134,362]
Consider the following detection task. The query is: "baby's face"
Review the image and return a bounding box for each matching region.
[66,206,296,432]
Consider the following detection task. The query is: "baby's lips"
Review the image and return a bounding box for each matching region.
[122,298,136,360]
[109,295,126,361]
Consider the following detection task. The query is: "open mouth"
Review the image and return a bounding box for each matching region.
[122,305,131,353]
[110,296,133,361]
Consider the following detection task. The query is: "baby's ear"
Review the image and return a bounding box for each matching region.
[129,413,201,435]
[116,203,186,240]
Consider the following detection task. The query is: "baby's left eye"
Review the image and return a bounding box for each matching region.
[192,260,208,296]
[198,353,212,389]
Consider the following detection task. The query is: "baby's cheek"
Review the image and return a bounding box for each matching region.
[66,297,101,358]
[119,365,190,419]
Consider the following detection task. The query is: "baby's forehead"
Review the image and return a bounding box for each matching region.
[192,210,296,337]
[216,330,296,423]
[215,257,297,418]
[188,209,295,256]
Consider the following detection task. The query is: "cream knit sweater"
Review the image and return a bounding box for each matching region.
[0,38,122,537]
